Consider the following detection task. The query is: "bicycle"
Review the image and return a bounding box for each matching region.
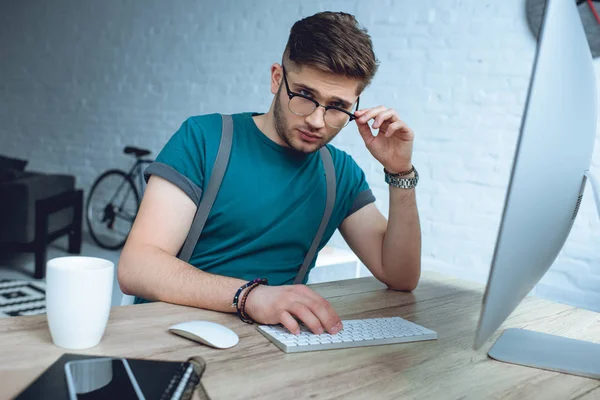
[86,146,153,250]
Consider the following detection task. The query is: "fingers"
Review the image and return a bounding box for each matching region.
[292,286,343,334]
[372,109,397,130]
[279,310,300,335]
[355,113,374,146]
[276,285,344,335]
[356,107,412,139]
[308,298,343,334]
[289,302,325,335]
[387,120,414,140]
[354,105,386,124]
[355,106,402,142]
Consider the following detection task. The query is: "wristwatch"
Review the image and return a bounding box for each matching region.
[384,166,419,189]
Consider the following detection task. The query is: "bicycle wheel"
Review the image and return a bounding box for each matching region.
[86,169,140,250]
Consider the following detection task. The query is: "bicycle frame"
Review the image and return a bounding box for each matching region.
[128,159,153,195]
[105,159,152,223]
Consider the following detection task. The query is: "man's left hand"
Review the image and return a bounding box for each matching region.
[354,106,414,174]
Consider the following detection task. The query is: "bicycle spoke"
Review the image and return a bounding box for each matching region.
[116,210,137,223]
[118,185,133,213]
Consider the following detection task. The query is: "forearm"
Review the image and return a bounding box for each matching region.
[381,185,422,291]
[118,243,246,313]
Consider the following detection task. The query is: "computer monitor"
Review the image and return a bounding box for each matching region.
[473,0,600,378]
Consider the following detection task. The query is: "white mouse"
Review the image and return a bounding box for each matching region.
[168,320,239,349]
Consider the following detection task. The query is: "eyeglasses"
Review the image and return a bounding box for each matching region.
[282,65,360,129]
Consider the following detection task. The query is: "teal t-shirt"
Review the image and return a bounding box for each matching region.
[136,112,374,303]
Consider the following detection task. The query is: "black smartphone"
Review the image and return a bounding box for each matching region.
[64,357,145,400]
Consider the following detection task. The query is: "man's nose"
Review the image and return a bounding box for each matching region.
[305,106,326,130]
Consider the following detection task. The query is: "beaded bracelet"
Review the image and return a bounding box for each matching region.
[237,282,260,324]
[232,278,267,323]
[238,279,268,324]
[231,278,267,309]
[384,165,415,176]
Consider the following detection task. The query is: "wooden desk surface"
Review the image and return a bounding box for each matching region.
[1,271,599,399]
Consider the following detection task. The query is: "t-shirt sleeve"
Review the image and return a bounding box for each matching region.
[144,117,206,206]
[346,163,376,218]
[347,182,376,216]
[330,147,376,219]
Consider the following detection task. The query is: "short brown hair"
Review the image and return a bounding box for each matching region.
[283,11,379,94]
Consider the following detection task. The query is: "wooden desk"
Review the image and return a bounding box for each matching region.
[1,271,599,399]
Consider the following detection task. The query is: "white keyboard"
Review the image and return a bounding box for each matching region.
[257,317,437,353]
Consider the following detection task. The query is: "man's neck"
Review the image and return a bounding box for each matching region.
[252,111,286,147]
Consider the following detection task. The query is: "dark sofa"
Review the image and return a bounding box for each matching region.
[0,155,83,278]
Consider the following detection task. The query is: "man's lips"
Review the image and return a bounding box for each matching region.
[298,129,322,140]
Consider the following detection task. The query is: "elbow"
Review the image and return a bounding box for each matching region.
[386,280,418,292]
[117,249,136,296]
[381,264,421,292]
[117,262,133,296]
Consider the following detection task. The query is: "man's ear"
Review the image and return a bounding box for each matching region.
[270,63,283,95]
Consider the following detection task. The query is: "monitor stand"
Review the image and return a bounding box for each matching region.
[488,328,600,379]
[487,171,600,380]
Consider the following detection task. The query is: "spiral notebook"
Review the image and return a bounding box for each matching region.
[14,353,210,400]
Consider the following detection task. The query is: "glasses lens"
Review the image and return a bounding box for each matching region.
[325,109,351,129]
[289,96,317,116]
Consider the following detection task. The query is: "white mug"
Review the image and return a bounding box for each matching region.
[46,256,114,350]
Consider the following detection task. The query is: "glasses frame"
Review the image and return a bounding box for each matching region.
[281,65,360,129]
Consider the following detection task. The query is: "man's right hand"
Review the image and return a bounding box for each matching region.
[245,284,343,335]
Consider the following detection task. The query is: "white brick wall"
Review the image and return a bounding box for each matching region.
[1,1,599,311]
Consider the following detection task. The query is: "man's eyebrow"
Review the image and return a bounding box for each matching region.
[293,82,353,107]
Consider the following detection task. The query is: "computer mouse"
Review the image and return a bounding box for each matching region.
[168,320,239,349]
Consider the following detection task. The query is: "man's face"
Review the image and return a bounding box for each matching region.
[271,64,361,154]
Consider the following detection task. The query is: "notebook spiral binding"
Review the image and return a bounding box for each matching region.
[160,356,210,400]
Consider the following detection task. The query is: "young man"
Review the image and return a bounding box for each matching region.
[118,11,421,336]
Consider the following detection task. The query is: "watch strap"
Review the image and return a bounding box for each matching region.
[384,166,419,189]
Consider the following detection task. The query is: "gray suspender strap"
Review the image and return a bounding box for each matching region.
[178,114,233,263]
[293,147,337,284]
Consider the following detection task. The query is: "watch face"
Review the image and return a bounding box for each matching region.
[526,0,600,58]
